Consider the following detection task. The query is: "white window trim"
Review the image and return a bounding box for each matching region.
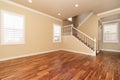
[103,41,119,43]
[53,24,61,43]
[103,22,119,43]
[0,10,25,45]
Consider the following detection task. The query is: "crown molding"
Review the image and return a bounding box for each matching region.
[102,19,120,24]
[97,8,120,16]
[0,0,62,22]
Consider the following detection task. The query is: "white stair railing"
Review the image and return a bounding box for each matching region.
[63,24,96,54]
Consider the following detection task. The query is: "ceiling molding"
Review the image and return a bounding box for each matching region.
[0,0,62,22]
[102,19,120,24]
[97,8,120,16]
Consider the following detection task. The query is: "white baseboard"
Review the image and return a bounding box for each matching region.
[101,49,120,53]
[61,49,96,56]
[0,49,61,61]
[0,49,97,61]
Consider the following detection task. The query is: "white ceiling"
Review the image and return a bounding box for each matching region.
[11,0,120,20]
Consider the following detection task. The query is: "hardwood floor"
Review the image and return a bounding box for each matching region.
[0,50,120,80]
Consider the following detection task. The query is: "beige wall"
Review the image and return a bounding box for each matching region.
[78,14,99,50]
[61,36,94,55]
[78,12,120,51]
[0,1,62,59]
[73,11,92,28]
[0,1,120,59]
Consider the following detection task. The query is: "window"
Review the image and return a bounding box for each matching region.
[103,23,118,43]
[67,17,72,22]
[53,24,61,42]
[1,10,25,45]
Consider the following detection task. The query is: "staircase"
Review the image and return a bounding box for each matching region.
[73,11,93,28]
[63,24,96,54]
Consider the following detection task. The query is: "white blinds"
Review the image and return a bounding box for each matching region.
[53,24,61,42]
[1,10,25,45]
[103,23,118,43]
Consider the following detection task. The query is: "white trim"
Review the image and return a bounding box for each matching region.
[72,26,95,41]
[0,49,61,61]
[0,48,97,61]
[71,35,94,50]
[101,49,120,53]
[0,0,62,22]
[62,36,96,55]
[61,49,96,56]
[0,49,96,61]
[63,35,94,52]
[78,12,93,27]
[71,25,73,35]
[53,24,61,43]
[94,37,96,54]
[103,22,119,43]
[0,10,25,45]
[102,19,120,24]
[72,35,96,56]
[97,8,120,16]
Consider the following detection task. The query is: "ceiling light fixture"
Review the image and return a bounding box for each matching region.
[75,4,79,7]
[58,13,61,16]
[28,0,32,3]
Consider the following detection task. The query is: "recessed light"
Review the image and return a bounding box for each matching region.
[75,4,79,7]
[28,0,32,3]
[58,13,61,16]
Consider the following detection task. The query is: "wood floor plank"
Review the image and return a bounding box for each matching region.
[0,50,120,80]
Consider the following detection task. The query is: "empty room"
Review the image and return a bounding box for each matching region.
[0,0,120,80]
